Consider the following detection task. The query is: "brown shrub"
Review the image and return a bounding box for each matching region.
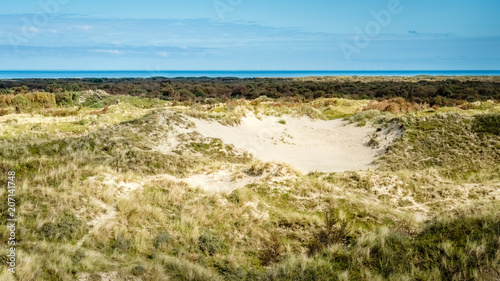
[0,95,14,106]
[258,236,282,266]
[307,210,350,256]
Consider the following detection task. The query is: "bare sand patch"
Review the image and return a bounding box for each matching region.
[189,113,380,173]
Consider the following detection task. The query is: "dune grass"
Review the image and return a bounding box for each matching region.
[0,91,499,280]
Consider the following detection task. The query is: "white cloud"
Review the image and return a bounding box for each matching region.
[156,51,170,57]
[24,27,39,33]
[91,49,122,55]
[75,25,92,31]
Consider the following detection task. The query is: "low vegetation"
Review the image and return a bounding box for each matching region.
[0,79,499,280]
[1,76,499,106]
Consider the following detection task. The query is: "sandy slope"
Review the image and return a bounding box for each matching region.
[190,113,378,173]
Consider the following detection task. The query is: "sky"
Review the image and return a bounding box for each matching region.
[0,0,499,70]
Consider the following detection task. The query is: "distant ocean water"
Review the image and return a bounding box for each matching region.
[0,70,499,79]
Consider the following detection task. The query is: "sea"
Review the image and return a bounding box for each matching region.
[0,70,499,79]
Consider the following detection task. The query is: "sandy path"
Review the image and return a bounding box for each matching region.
[190,113,378,173]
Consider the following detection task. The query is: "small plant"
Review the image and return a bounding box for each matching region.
[307,209,350,256]
[131,265,146,276]
[198,232,223,256]
[0,108,8,116]
[153,232,171,249]
[55,91,80,106]
[347,109,381,125]
[39,213,83,242]
[278,119,286,125]
[110,236,132,253]
[258,236,282,266]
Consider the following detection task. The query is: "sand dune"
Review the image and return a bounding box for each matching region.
[189,113,379,173]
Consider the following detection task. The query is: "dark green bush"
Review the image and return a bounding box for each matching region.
[131,265,146,276]
[110,236,132,253]
[39,213,83,242]
[198,232,224,256]
[153,232,171,249]
[473,113,500,136]
[55,91,79,106]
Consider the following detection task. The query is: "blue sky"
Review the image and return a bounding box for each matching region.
[0,0,499,70]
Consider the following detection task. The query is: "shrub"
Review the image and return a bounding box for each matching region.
[110,236,132,253]
[153,232,171,249]
[259,236,283,266]
[198,232,224,256]
[11,85,28,94]
[473,113,500,136]
[0,94,13,106]
[55,91,79,106]
[45,83,63,93]
[64,83,82,92]
[307,210,350,256]
[12,94,29,108]
[24,92,56,107]
[348,109,381,124]
[39,213,83,242]
[131,265,146,276]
